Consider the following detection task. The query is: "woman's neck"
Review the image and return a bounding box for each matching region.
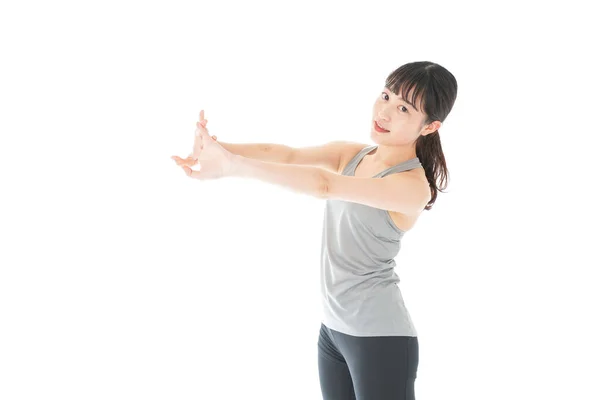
[370,144,418,168]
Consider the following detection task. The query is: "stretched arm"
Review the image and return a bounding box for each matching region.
[181,112,425,213]
[228,155,430,214]
[229,155,327,198]
[218,142,293,164]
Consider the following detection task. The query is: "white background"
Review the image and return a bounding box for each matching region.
[1,0,598,399]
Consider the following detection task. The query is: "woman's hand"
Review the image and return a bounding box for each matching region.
[172,110,218,167]
[171,110,237,180]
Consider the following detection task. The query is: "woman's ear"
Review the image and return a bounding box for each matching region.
[422,121,441,135]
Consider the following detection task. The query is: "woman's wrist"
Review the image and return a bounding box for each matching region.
[227,154,245,177]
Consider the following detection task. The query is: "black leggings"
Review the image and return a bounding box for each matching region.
[317,323,419,400]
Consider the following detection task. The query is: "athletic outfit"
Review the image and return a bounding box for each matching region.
[318,145,422,399]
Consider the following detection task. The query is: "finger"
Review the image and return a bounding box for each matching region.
[180,157,197,166]
[200,110,205,122]
[195,121,209,136]
[197,124,212,141]
[172,155,197,166]
[196,124,211,147]
[183,164,203,179]
[195,124,208,139]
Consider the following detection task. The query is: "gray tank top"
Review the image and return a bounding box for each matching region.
[320,145,422,337]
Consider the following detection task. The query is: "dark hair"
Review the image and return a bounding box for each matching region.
[385,61,458,210]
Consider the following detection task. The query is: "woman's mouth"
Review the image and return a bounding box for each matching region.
[374,121,390,133]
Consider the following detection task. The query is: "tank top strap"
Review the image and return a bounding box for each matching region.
[343,145,423,177]
[378,157,423,177]
[342,145,378,176]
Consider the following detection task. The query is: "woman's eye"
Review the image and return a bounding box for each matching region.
[382,92,408,113]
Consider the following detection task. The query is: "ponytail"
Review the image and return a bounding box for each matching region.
[415,130,448,211]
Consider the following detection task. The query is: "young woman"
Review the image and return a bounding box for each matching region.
[171,61,458,400]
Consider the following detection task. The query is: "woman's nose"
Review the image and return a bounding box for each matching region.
[377,110,390,121]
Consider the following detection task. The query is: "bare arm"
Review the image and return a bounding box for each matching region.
[217,142,293,164]
[216,140,355,173]
[228,155,430,214]
[222,140,367,174]
[179,134,360,175]
[183,111,349,169]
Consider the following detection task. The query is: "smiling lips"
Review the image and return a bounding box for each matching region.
[374,121,389,133]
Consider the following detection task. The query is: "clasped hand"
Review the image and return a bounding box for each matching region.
[171,110,236,179]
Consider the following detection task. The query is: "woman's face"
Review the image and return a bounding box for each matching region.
[371,87,435,145]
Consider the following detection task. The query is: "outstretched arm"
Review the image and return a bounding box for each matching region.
[229,155,430,214]
[176,110,427,214]
[229,156,327,199]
